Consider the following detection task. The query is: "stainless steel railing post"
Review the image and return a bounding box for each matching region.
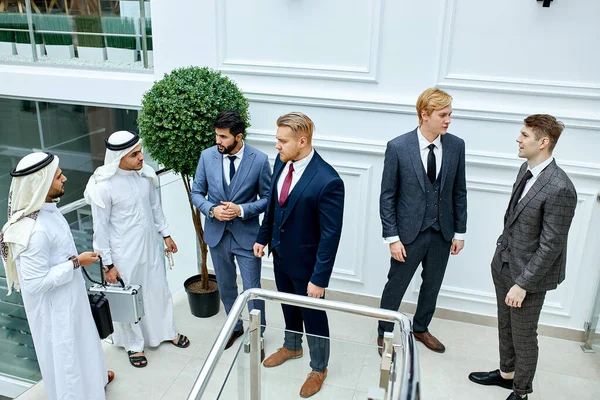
[249,309,262,400]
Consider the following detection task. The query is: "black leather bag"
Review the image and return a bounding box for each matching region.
[88,292,114,339]
[83,259,114,339]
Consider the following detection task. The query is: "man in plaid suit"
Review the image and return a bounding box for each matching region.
[469,114,577,400]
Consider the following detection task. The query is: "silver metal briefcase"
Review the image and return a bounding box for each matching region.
[89,283,145,324]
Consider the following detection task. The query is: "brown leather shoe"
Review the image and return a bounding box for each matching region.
[299,369,327,398]
[413,331,445,353]
[377,336,383,356]
[225,328,244,350]
[262,347,303,368]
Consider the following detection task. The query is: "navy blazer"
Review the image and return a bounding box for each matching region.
[380,129,467,244]
[191,143,271,250]
[256,150,345,288]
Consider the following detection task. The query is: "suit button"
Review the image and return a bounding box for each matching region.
[280,229,285,233]
[507,248,512,253]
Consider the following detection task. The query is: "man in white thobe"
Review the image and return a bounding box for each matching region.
[1,152,113,400]
[84,131,189,368]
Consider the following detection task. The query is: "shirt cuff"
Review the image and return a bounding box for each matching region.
[383,236,400,244]
[239,204,245,219]
[160,229,170,238]
[453,233,465,241]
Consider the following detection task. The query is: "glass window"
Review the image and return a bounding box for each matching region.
[0,1,153,70]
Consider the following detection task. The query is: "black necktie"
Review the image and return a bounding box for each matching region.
[427,144,436,184]
[228,156,236,182]
[504,170,533,223]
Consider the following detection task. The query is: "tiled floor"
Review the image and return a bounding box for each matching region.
[16,291,600,400]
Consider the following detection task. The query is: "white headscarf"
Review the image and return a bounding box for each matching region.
[84,131,158,208]
[1,153,60,294]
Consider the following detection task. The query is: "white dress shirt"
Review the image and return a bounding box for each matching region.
[520,156,554,201]
[277,149,315,200]
[222,142,245,217]
[384,128,464,243]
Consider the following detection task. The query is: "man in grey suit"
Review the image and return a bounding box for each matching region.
[378,88,467,353]
[469,115,577,400]
[191,110,271,350]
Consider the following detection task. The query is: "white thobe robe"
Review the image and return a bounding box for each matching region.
[16,202,107,400]
[91,169,177,352]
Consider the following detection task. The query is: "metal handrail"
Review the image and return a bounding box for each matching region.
[187,288,420,400]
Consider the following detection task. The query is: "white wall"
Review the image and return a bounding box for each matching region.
[1,0,599,331]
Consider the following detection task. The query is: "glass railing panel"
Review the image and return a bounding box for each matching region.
[0,1,153,70]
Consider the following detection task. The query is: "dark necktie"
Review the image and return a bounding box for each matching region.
[279,163,295,206]
[427,144,436,184]
[228,155,236,183]
[504,169,533,223]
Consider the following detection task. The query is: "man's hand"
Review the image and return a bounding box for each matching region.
[451,239,465,255]
[220,201,242,217]
[104,266,121,285]
[164,237,178,253]
[213,205,237,221]
[389,240,407,262]
[505,284,527,308]
[253,243,265,258]
[78,251,100,267]
[307,282,325,298]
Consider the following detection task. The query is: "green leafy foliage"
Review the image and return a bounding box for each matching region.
[145,18,152,51]
[74,15,103,48]
[102,16,136,50]
[138,66,250,178]
[34,14,72,46]
[0,13,16,43]
[5,13,42,44]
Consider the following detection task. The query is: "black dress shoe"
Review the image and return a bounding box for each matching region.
[261,348,265,362]
[468,369,513,390]
[506,392,527,400]
[225,328,244,349]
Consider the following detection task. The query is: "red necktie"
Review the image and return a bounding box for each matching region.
[279,163,295,206]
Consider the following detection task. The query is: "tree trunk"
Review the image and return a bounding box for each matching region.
[182,175,210,290]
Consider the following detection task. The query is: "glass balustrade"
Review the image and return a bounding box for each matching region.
[0,0,153,70]
[187,289,420,400]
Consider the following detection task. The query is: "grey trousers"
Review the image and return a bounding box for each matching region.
[493,262,546,395]
[378,228,452,336]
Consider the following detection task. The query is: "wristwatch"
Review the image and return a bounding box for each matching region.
[208,206,215,219]
[102,264,115,272]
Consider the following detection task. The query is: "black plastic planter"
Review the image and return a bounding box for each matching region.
[184,274,220,318]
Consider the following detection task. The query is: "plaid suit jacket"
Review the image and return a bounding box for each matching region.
[492,160,577,292]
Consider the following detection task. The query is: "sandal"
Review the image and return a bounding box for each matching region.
[127,351,148,368]
[107,370,115,385]
[171,334,190,348]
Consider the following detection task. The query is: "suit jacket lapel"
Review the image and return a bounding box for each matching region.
[229,148,255,197]
[507,161,556,226]
[439,134,450,193]
[212,148,226,199]
[407,130,426,193]
[281,152,320,226]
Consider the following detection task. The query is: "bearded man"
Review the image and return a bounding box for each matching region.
[1,152,113,400]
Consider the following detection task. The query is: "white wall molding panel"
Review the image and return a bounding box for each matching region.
[215,0,384,82]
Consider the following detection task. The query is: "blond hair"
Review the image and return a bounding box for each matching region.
[416,88,453,125]
[276,112,314,141]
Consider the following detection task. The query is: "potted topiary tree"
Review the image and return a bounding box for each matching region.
[138,66,250,318]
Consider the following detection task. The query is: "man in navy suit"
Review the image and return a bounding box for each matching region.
[378,88,467,354]
[191,110,271,351]
[254,112,344,398]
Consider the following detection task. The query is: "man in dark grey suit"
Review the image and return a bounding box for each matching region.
[191,110,271,351]
[378,88,467,353]
[469,114,577,400]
